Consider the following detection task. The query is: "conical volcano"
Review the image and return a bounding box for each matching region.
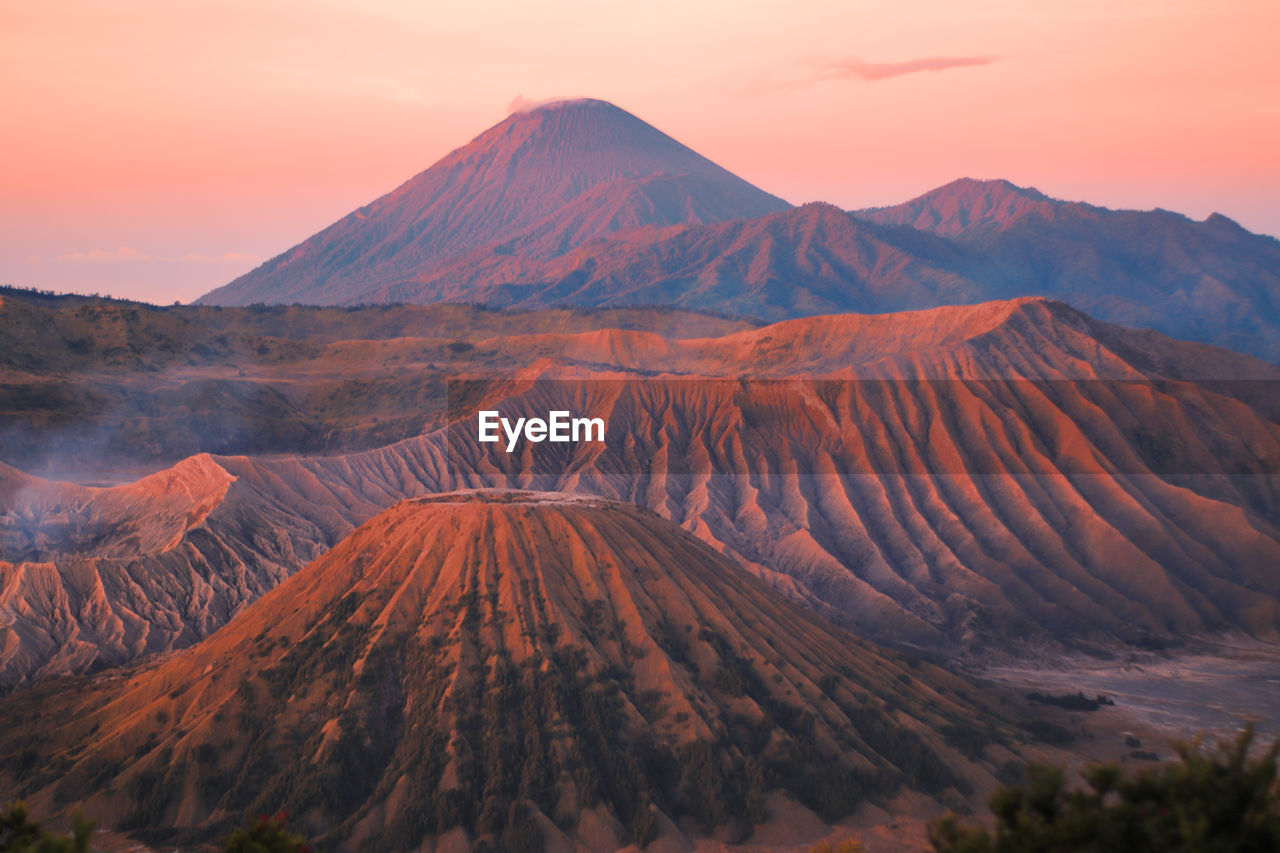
[0,492,1014,850]
[199,99,789,306]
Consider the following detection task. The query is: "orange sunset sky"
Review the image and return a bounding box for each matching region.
[3,0,1278,304]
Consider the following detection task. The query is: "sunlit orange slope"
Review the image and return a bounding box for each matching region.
[4,298,1279,689]
[0,492,1015,849]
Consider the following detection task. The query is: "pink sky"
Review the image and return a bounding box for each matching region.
[3,0,1278,304]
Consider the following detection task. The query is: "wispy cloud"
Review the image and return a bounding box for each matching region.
[507,94,588,114]
[59,246,150,262]
[752,55,999,93]
[814,55,998,82]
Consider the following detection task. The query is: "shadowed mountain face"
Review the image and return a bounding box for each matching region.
[3,297,1279,690]
[0,493,1013,850]
[379,185,1280,360]
[198,99,790,307]
[361,202,992,318]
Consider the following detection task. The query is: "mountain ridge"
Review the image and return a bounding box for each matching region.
[196,102,1280,361]
[4,297,1280,688]
[854,177,1070,236]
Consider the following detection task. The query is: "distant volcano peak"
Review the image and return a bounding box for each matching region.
[197,99,789,307]
[508,95,616,114]
[939,176,1049,200]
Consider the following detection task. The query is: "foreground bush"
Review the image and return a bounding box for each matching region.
[0,805,312,853]
[0,803,92,853]
[222,813,311,853]
[930,726,1280,852]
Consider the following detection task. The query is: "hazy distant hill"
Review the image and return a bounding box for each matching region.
[0,287,755,471]
[854,178,1280,360]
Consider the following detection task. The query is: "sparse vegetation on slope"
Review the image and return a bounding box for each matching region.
[0,802,92,853]
[0,493,1014,851]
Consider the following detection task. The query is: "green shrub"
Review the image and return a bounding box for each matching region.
[930,726,1280,852]
[0,801,93,853]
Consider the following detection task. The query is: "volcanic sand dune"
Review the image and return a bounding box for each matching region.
[0,493,1015,851]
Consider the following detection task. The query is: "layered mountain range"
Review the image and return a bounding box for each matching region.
[197,99,1280,362]
[4,296,1278,692]
[0,493,1016,850]
[6,93,1279,852]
